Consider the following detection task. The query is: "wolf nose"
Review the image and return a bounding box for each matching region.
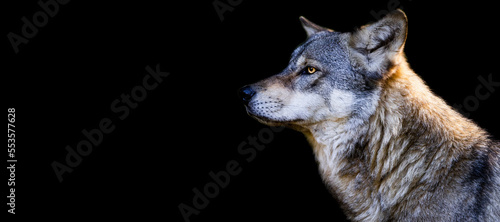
[238,85,256,105]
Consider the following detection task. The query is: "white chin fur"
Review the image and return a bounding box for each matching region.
[248,89,355,126]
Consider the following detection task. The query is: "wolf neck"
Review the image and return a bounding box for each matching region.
[304,62,488,221]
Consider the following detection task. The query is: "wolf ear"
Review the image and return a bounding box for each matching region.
[349,9,408,78]
[299,16,333,37]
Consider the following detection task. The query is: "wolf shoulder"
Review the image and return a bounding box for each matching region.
[482,140,500,221]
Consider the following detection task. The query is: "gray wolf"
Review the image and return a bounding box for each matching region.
[239,9,500,221]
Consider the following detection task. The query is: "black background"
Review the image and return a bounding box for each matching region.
[4,0,499,221]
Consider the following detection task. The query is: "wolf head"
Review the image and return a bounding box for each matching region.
[239,10,408,131]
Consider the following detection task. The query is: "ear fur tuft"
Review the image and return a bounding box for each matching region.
[349,9,408,79]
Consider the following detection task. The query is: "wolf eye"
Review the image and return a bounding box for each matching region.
[305,66,317,74]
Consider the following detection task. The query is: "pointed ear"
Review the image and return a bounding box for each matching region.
[351,9,407,54]
[299,16,333,37]
[349,9,408,78]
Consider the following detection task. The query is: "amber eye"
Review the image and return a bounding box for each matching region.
[306,66,317,74]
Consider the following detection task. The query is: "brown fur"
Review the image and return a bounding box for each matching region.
[241,10,500,221]
[310,61,498,221]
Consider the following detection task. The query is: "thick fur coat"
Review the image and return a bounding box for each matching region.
[240,10,500,221]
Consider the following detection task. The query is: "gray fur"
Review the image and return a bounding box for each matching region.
[241,9,500,221]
